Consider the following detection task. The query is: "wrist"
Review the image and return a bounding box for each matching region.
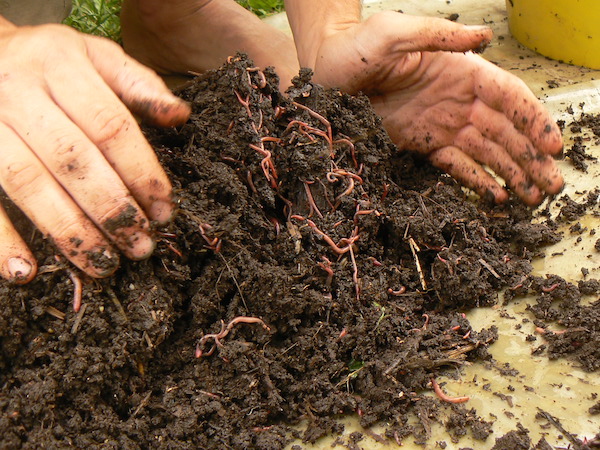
[284,0,360,68]
[121,0,298,88]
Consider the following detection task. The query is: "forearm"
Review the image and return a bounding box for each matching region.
[283,0,361,67]
[121,0,299,85]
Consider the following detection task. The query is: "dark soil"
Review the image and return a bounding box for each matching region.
[1,54,599,449]
[562,112,600,172]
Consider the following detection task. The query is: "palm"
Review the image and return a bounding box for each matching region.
[311,12,564,205]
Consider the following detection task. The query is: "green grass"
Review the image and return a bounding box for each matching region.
[63,0,284,42]
[63,0,122,42]
[236,0,284,18]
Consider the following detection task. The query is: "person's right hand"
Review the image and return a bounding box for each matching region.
[0,20,190,284]
[289,10,564,206]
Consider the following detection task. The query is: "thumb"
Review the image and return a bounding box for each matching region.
[369,12,493,54]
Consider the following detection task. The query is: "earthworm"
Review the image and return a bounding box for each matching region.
[541,283,560,293]
[387,286,406,296]
[66,268,83,313]
[195,316,270,358]
[430,378,470,404]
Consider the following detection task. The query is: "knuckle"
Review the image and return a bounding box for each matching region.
[52,216,89,244]
[0,160,45,197]
[90,107,133,145]
[44,131,89,175]
[19,24,81,61]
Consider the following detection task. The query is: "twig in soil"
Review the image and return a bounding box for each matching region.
[385,339,489,379]
[217,252,248,311]
[536,408,582,447]
[107,288,128,322]
[430,378,470,404]
[142,331,154,349]
[408,237,428,290]
[195,316,270,358]
[334,364,365,390]
[444,335,494,360]
[478,258,500,279]
[37,264,61,274]
[70,303,88,334]
[131,391,153,419]
[45,306,66,321]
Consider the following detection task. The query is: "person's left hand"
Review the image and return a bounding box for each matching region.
[307,12,564,205]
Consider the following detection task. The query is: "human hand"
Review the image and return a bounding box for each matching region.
[0,21,190,284]
[307,12,564,205]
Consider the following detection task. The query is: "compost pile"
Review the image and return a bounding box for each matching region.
[0,55,596,449]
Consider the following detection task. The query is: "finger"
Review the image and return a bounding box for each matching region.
[1,85,155,261]
[0,123,120,278]
[45,56,176,224]
[369,12,493,54]
[83,34,191,127]
[454,126,545,205]
[0,204,36,284]
[428,146,509,204]
[470,99,564,194]
[472,57,563,156]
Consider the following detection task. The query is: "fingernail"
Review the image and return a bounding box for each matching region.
[150,199,175,225]
[8,257,33,283]
[125,231,156,261]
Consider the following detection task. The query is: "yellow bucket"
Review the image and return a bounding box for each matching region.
[506,0,600,69]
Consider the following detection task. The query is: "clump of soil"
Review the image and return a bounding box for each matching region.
[0,54,593,448]
[563,112,600,171]
[509,189,600,372]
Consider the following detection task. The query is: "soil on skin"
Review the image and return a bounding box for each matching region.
[1,55,599,449]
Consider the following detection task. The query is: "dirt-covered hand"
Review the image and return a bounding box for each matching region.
[307,12,564,205]
[0,21,190,284]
